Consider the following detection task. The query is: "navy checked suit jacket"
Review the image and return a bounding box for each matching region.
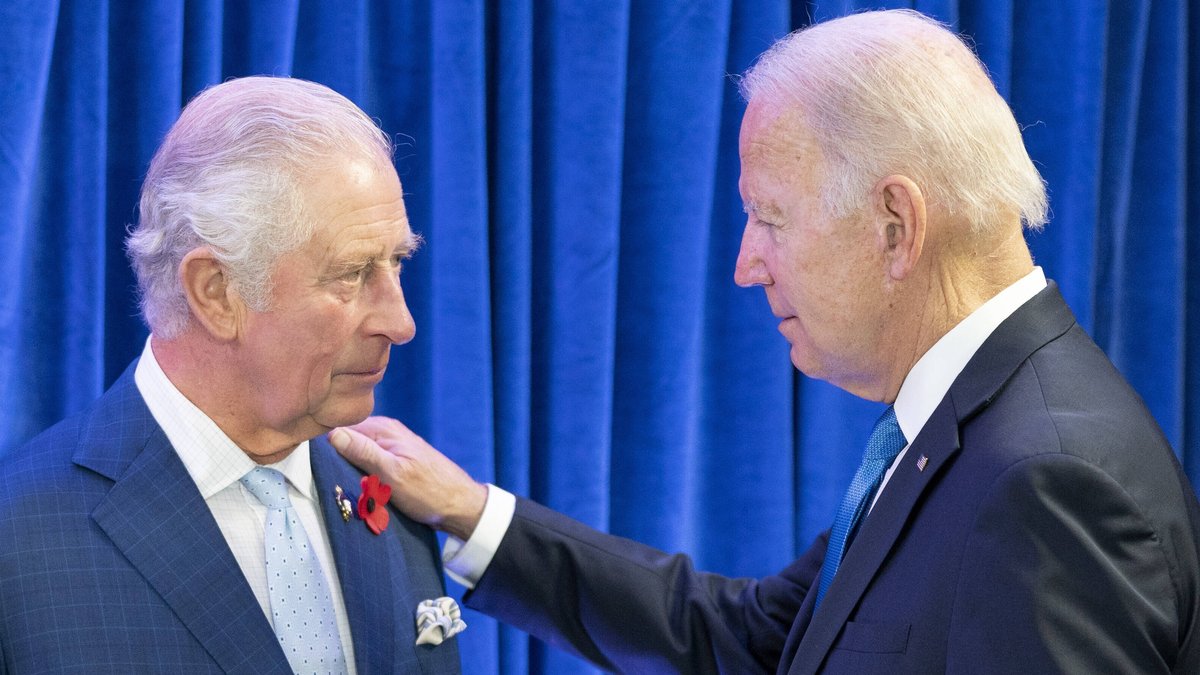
[465,284,1200,673]
[0,363,461,674]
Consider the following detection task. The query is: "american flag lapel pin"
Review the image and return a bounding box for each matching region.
[916,454,929,472]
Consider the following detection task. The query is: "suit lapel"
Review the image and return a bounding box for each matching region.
[79,369,288,674]
[311,436,399,674]
[784,283,1079,673]
[311,437,457,674]
[788,396,962,673]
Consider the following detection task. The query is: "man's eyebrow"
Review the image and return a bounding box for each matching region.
[325,254,373,277]
[743,200,781,219]
[398,231,424,257]
[327,230,423,275]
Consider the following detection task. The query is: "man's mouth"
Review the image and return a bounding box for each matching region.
[342,359,388,378]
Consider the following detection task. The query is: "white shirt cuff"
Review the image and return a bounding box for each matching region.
[443,484,516,589]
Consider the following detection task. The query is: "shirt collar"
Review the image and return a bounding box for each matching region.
[133,337,314,502]
[893,267,1047,444]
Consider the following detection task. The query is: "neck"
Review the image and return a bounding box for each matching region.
[877,222,1033,403]
[152,333,310,463]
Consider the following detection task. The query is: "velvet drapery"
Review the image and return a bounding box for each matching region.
[1,1,1195,671]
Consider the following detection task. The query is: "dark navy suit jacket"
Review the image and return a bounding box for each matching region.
[465,284,1200,673]
[0,363,461,674]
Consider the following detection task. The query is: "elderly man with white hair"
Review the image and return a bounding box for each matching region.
[332,10,1200,674]
[0,77,461,674]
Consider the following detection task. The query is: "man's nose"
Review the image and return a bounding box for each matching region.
[733,225,769,287]
[371,274,416,345]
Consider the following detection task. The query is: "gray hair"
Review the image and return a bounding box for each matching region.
[739,9,1047,234]
[127,76,393,339]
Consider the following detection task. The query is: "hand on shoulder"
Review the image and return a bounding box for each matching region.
[329,417,488,540]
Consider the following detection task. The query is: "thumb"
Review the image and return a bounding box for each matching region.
[329,426,388,475]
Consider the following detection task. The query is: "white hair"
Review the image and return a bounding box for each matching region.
[739,9,1047,234]
[126,76,393,339]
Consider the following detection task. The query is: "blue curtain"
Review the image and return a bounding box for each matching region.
[0,1,1194,672]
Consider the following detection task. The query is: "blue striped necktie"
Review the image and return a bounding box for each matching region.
[814,406,907,609]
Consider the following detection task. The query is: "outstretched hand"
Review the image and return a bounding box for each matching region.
[329,416,488,540]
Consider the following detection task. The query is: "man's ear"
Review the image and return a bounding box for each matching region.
[179,248,244,341]
[873,174,926,281]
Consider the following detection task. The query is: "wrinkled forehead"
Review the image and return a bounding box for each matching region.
[302,159,414,250]
[739,100,822,168]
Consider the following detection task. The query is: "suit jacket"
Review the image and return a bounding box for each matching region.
[464,284,1200,673]
[0,362,461,674]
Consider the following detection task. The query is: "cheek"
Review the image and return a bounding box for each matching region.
[299,349,346,415]
[306,311,370,382]
[280,313,348,379]
[774,254,821,307]
[782,264,855,343]
[306,353,339,385]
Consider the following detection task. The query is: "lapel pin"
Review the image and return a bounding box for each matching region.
[916,454,929,472]
[334,485,354,522]
[358,474,391,535]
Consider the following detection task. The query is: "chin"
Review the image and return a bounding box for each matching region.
[313,394,376,430]
[789,348,835,386]
[788,345,816,375]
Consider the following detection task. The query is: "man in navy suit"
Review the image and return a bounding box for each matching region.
[331,10,1200,674]
[0,77,460,673]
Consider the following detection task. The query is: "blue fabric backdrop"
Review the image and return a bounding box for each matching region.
[1,1,1195,673]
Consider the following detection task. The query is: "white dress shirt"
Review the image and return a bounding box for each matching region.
[134,339,358,673]
[446,268,1048,588]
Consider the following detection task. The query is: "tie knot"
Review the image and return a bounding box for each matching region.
[240,467,291,510]
[863,406,907,463]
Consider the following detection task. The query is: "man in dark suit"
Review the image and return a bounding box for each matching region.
[331,9,1200,674]
[0,77,461,674]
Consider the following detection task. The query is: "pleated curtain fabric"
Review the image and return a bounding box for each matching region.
[0,1,1196,673]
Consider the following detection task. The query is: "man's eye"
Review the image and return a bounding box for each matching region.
[342,267,368,283]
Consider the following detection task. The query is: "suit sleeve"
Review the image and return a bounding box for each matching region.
[947,453,1183,673]
[464,497,823,673]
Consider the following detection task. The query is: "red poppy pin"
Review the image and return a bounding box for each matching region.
[358,474,391,535]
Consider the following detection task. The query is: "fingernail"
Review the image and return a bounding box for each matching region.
[329,428,349,451]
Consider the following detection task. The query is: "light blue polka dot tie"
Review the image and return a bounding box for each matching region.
[241,467,348,675]
[813,406,907,610]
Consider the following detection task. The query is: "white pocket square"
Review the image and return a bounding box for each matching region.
[415,596,467,646]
